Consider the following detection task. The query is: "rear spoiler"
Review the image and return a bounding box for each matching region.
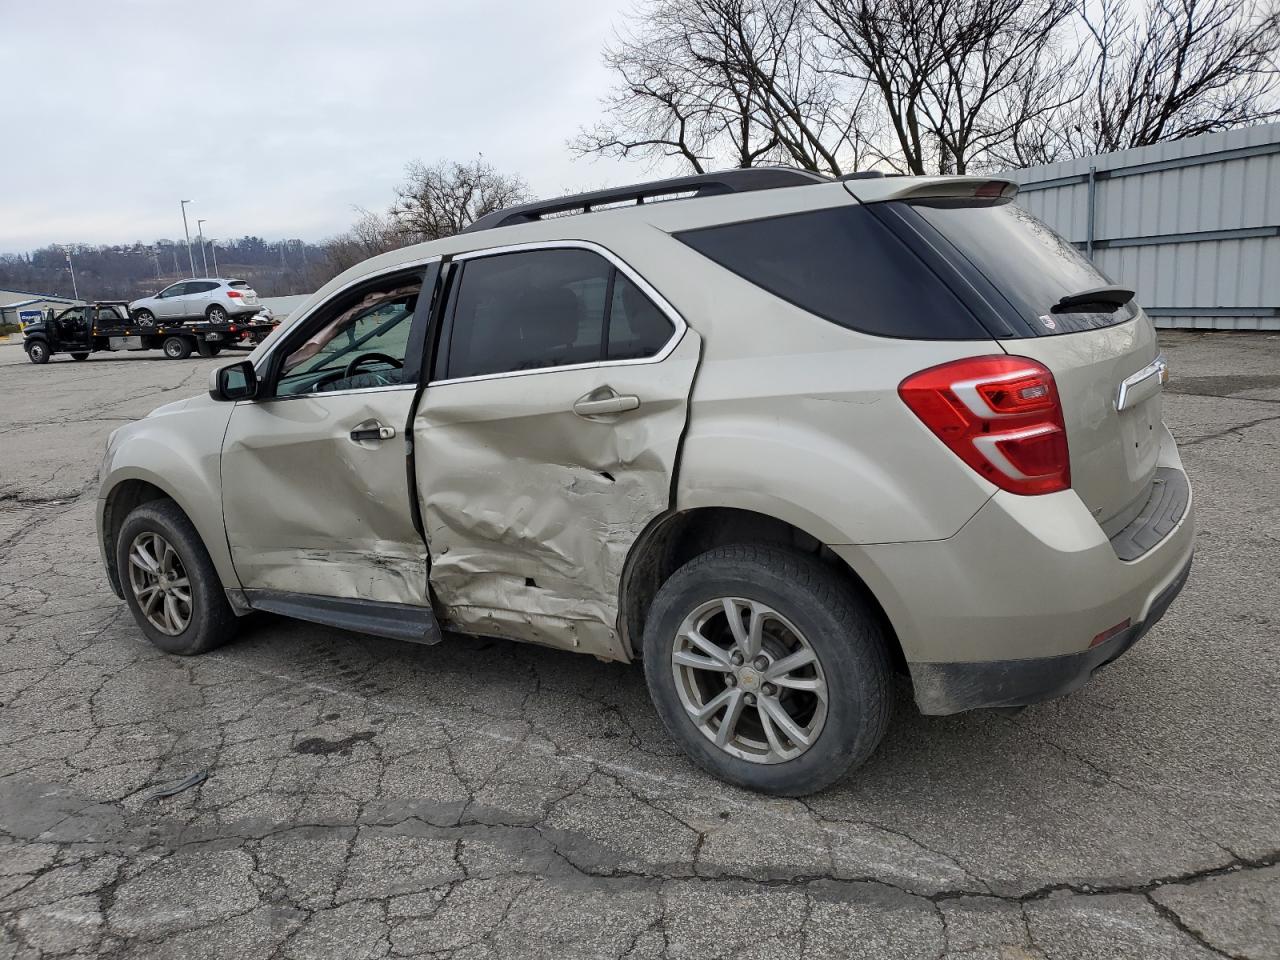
[843,176,1019,205]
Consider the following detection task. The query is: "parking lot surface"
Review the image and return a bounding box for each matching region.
[0,334,1277,959]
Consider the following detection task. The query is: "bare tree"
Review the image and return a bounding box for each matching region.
[318,208,403,278]
[573,0,874,175]
[814,0,1078,174]
[391,158,530,241]
[1045,0,1280,157]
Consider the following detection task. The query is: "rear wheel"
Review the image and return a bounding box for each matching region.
[642,544,892,796]
[117,500,238,655]
[195,339,222,358]
[71,352,90,361]
[162,336,192,360]
[27,341,50,364]
[207,305,229,324]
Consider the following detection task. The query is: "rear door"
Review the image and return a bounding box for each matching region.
[182,280,217,319]
[902,199,1165,530]
[414,243,699,660]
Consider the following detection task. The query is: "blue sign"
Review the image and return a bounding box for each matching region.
[18,310,42,327]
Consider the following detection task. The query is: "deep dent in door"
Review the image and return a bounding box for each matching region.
[418,417,672,662]
[415,336,700,662]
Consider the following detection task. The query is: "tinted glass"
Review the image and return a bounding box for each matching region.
[675,206,985,339]
[446,249,611,379]
[188,281,218,294]
[911,201,1136,335]
[159,283,187,298]
[608,273,674,360]
[228,280,252,289]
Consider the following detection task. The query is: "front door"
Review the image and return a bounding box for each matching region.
[414,245,699,660]
[54,307,91,350]
[220,265,436,605]
[153,282,188,320]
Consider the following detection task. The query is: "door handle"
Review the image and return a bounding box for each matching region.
[349,422,396,443]
[573,390,640,419]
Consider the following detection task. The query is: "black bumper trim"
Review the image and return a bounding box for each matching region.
[911,554,1193,715]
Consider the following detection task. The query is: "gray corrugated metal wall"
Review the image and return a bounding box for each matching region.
[1003,124,1280,331]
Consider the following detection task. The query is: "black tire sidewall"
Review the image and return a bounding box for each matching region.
[28,342,49,363]
[163,337,191,359]
[643,546,891,796]
[115,501,234,656]
[71,352,89,361]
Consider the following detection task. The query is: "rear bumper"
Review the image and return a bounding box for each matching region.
[908,554,1192,714]
[830,425,1194,714]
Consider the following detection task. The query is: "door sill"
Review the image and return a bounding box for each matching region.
[243,590,442,645]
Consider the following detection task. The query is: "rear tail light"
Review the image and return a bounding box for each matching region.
[898,355,1071,495]
[226,290,243,299]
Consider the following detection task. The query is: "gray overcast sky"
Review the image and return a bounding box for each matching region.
[0,0,650,253]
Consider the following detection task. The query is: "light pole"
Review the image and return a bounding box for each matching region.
[179,200,196,277]
[196,218,210,276]
[62,245,80,301]
[209,239,219,277]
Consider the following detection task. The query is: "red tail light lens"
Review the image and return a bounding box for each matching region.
[899,356,1071,495]
[226,290,243,298]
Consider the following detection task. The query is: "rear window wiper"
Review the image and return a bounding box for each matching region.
[1052,285,1134,313]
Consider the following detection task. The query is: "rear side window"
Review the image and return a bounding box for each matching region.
[909,201,1136,335]
[188,281,219,294]
[674,206,986,340]
[443,248,675,379]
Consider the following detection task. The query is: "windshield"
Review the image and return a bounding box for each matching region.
[910,200,1137,335]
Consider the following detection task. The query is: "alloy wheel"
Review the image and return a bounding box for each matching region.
[671,597,828,764]
[127,531,192,636]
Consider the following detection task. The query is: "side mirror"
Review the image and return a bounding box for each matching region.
[209,360,258,402]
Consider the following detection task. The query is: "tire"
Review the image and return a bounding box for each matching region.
[116,499,238,656]
[642,544,892,796]
[207,305,229,324]
[71,352,90,361]
[26,341,50,364]
[162,336,192,360]
[134,310,155,327]
[195,339,222,358]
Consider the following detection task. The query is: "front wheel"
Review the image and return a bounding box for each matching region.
[642,544,892,796]
[134,310,155,327]
[116,500,238,655]
[27,341,50,364]
[71,352,90,361]
[162,336,192,360]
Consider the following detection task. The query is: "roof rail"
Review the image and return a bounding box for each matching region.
[462,166,830,234]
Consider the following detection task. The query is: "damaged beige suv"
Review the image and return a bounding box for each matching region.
[99,169,1193,795]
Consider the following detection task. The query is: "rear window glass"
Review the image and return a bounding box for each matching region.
[674,206,986,340]
[910,201,1136,335]
[229,281,252,289]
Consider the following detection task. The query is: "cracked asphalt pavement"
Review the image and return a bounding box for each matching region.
[0,333,1277,959]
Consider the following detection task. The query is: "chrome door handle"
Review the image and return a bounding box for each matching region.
[573,390,640,419]
[350,422,396,443]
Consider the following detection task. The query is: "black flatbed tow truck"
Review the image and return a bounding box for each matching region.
[22,301,277,364]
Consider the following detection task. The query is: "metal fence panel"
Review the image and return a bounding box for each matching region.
[1004,123,1280,330]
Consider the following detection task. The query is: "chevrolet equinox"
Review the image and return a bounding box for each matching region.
[98,168,1194,795]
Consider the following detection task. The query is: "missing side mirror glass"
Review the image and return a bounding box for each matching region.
[209,360,258,402]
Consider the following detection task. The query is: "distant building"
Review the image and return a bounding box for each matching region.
[0,289,82,328]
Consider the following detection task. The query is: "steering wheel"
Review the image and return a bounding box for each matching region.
[343,352,404,379]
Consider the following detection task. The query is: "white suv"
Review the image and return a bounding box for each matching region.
[98,169,1194,795]
[129,278,261,325]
